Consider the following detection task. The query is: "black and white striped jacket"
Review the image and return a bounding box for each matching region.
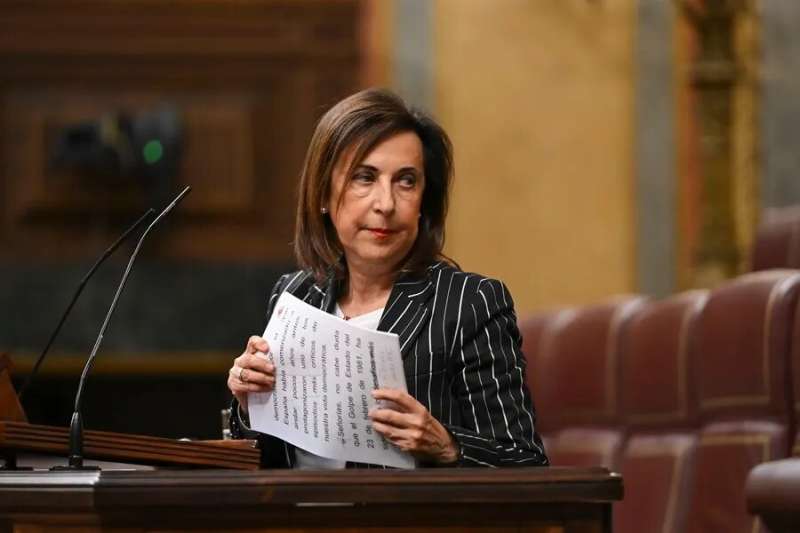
[231,261,548,468]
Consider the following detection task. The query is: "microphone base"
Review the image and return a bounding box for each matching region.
[50,452,101,471]
[50,465,101,471]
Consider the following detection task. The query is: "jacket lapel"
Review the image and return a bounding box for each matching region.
[317,273,338,313]
[378,270,436,358]
[284,271,335,313]
[298,265,438,359]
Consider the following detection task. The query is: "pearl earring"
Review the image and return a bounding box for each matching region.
[321,207,328,214]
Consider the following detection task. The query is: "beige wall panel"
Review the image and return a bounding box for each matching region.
[435,0,636,312]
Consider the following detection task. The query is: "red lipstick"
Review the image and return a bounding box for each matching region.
[368,228,395,239]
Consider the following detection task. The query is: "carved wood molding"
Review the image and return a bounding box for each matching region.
[675,0,760,289]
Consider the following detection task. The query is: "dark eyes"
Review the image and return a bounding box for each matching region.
[397,173,417,188]
[353,172,374,183]
[350,171,418,188]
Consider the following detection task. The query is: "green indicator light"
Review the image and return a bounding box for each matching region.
[143,139,164,164]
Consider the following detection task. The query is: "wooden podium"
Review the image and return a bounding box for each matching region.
[0,354,623,532]
[0,467,622,532]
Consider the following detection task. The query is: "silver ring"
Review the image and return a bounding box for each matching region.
[239,367,248,383]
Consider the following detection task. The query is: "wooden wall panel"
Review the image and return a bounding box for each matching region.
[3,90,256,215]
[0,0,361,261]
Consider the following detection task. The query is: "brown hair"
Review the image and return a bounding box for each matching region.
[293,88,454,282]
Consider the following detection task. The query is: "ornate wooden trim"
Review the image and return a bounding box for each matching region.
[0,420,260,469]
[0,467,622,531]
[675,0,760,289]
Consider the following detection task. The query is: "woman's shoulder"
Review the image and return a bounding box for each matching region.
[427,261,514,311]
[422,263,518,342]
[426,261,509,291]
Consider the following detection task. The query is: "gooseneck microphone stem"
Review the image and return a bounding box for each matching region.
[59,186,191,470]
[18,208,156,402]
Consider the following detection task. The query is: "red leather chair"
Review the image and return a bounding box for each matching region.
[614,291,708,533]
[520,309,567,437]
[685,271,800,533]
[520,311,559,380]
[529,297,647,469]
[794,292,800,458]
[751,206,800,271]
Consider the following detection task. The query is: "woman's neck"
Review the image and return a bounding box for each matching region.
[339,263,394,317]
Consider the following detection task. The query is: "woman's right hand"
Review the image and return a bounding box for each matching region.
[227,335,275,410]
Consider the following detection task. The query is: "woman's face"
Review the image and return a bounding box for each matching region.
[327,131,425,276]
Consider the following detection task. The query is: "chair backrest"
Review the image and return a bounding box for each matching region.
[519,309,568,436]
[533,297,646,469]
[793,291,800,457]
[615,291,707,533]
[751,206,800,271]
[694,271,798,431]
[620,290,707,431]
[686,271,800,533]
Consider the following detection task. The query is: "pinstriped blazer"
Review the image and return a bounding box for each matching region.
[231,261,549,468]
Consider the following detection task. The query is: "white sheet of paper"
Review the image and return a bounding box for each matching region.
[247,292,415,469]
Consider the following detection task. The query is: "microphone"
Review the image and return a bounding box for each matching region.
[54,185,191,470]
[17,208,156,402]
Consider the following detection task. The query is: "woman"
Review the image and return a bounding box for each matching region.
[228,88,548,468]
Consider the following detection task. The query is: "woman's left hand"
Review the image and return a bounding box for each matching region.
[370,388,459,464]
